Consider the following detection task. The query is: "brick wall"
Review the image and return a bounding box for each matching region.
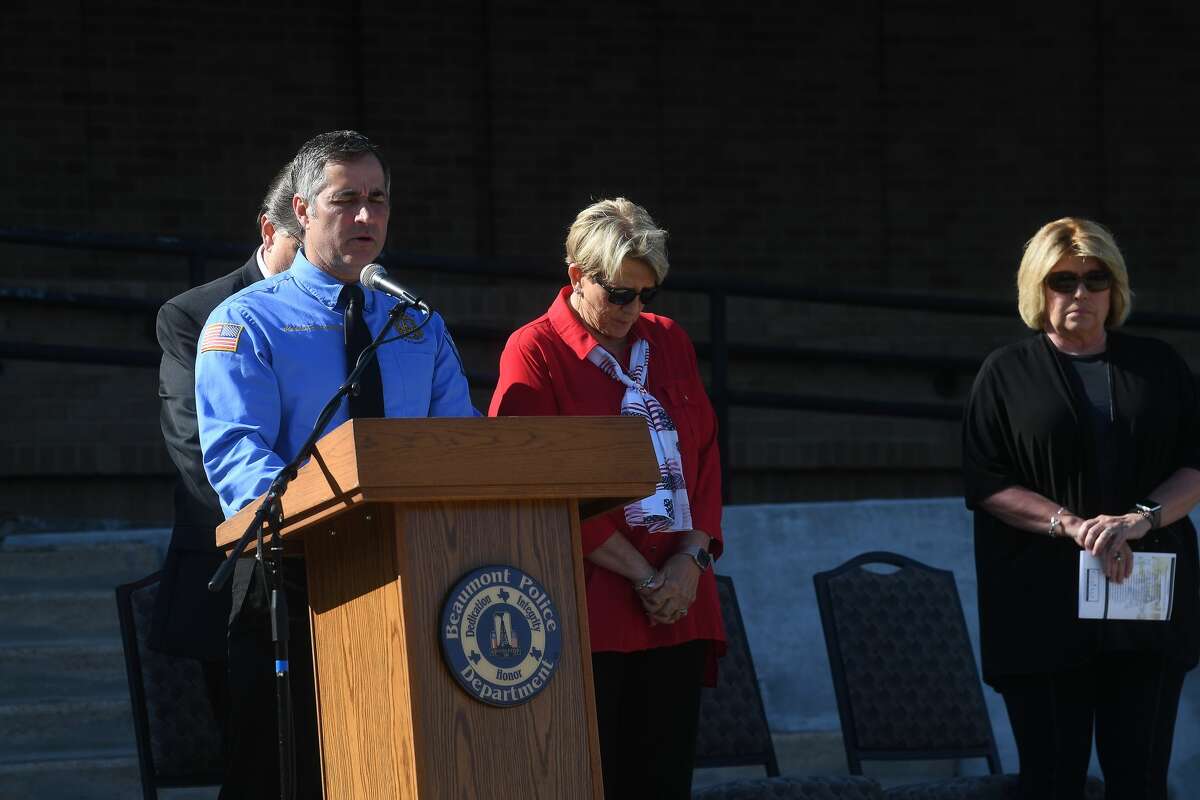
[2,1,1198,522]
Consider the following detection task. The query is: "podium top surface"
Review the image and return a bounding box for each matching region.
[217,416,659,546]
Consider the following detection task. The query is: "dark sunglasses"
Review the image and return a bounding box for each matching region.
[1044,269,1113,294]
[594,276,660,306]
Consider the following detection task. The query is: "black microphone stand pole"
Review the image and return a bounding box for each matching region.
[263,499,295,800]
[209,298,420,800]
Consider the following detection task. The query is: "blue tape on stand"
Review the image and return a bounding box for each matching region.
[275,659,289,674]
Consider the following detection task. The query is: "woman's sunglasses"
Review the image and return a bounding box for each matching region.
[594,276,660,307]
[1044,269,1113,294]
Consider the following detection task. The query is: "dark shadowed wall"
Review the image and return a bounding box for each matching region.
[2,0,1198,523]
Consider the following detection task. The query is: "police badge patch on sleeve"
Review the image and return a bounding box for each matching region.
[392,313,425,342]
[200,322,244,353]
[440,565,562,707]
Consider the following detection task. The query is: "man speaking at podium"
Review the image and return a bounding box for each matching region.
[195,130,476,798]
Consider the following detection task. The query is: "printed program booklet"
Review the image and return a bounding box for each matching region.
[1078,551,1176,621]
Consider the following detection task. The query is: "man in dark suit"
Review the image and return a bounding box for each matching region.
[149,162,302,730]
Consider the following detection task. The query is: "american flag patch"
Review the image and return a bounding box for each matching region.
[200,322,244,353]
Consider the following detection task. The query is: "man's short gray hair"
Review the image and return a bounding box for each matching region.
[259,163,302,238]
[565,198,669,283]
[292,130,390,208]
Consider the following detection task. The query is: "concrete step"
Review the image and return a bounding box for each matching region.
[0,697,133,759]
[0,751,218,799]
[157,785,223,799]
[0,639,126,702]
[0,751,220,799]
[0,530,166,593]
[0,753,142,800]
[0,590,118,641]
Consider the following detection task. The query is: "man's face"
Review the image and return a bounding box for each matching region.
[295,154,389,282]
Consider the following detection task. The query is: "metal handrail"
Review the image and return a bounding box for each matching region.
[8,225,1197,326]
[0,342,159,368]
[5,226,1199,500]
[0,285,161,313]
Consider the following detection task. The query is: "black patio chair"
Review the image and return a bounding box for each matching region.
[812,551,1001,776]
[813,552,1105,800]
[694,574,781,778]
[116,571,224,799]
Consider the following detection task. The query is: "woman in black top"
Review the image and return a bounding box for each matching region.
[963,217,1200,800]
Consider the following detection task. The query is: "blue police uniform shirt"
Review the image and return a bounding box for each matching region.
[195,250,478,518]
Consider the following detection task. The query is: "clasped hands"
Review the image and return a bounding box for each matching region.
[1064,512,1152,584]
[634,552,702,626]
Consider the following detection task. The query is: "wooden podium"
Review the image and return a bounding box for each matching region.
[216,416,658,799]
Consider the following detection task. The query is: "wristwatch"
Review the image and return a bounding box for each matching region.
[1133,500,1162,530]
[680,545,712,573]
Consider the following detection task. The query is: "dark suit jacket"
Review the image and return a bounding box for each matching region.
[150,255,262,660]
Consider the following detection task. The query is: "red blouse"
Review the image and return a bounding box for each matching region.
[489,287,726,675]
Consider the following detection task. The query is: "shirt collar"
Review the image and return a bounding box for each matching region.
[289,249,375,312]
[548,285,648,360]
[253,245,271,280]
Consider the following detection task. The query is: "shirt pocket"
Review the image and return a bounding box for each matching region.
[659,379,713,451]
[381,348,435,416]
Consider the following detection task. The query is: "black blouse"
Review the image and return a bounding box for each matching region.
[962,331,1200,684]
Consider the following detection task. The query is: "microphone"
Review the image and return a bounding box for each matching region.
[359,264,430,314]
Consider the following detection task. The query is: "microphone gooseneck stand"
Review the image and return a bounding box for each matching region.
[208,293,430,800]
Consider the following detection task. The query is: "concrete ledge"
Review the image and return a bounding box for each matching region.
[693,730,959,789]
[1,528,170,554]
[0,533,165,593]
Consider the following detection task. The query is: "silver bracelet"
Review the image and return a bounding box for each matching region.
[1132,500,1162,530]
[1049,507,1066,538]
[633,572,656,591]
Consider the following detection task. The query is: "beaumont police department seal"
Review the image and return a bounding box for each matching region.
[440,565,562,707]
[391,312,425,342]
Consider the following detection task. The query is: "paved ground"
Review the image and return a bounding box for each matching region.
[692,731,961,791]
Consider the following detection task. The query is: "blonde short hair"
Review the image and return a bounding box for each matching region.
[1016,217,1132,330]
[564,198,669,283]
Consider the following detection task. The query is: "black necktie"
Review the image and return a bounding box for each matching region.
[341,284,385,419]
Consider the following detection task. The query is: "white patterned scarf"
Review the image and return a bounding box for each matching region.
[587,339,692,532]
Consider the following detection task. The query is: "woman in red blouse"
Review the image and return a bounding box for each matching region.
[489,198,726,799]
